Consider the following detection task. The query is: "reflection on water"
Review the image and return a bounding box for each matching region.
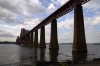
[33,47,38,60]
[72,52,87,61]
[49,49,59,62]
[38,48,46,61]
[0,44,100,65]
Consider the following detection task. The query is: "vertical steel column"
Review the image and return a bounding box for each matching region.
[72,4,87,52]
[49,18,59,49]
[39,26,46,48]
[34,30,38,47]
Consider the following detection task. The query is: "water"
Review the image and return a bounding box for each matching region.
[0,44,100,65]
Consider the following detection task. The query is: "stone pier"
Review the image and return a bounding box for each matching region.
[26,35,29,46]
[34,30,38,47]
[49,18,59,49]
[72,4,87,52]
[28,34,31,46]
[25,35,27,46]
[39,26,46,48]
[30,32,33,47]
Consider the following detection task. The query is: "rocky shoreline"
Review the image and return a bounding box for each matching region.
[35,58,100,66]
[1,58,100,66]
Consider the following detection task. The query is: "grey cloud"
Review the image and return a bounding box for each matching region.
[0,10,15,23]
[0,0,22,14]
[0,30,15,37]
[0,10,24,24]
[25,3,46,14]
[84,0,100,11]
[0,0,47,24]
[0,0,25,24]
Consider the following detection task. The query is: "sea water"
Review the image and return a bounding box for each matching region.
[0,44,100,65]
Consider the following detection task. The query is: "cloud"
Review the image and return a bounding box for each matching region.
[25,0,46,14]
[86,30,100,43]
[0,30,15,37]
[0,7,17,23]
[0,0,47,24]
[47,3,56,13]
[58,32,73,43]
[23,18,42,30]
[0,0,22,14]
[0,37,16,42]
[0,17,42,38]
[58,18,74,29]
[84,16,100,28]
[51,0,68,6]
[84,0,100,11]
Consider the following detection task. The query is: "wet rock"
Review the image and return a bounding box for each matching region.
[35,61,60,66]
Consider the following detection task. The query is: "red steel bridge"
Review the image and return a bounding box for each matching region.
[16,0,90,52]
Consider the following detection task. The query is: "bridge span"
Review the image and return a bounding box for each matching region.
[16,0,90,52]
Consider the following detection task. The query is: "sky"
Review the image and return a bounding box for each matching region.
[0,0,100,43]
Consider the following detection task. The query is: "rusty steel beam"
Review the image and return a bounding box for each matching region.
[19,0,90,43]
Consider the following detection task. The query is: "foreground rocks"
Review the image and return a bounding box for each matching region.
[35,58,100,66]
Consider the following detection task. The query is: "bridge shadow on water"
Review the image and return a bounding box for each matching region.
[1,45,88,66]
[35,47,87,66]
[18,46,87,62]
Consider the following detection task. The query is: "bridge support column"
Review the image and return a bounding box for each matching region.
[26,35,29,46]
[49,18,59,49]
[29,34,32,46]
[34,30,38,47]
[39,26,46,48]
[27,34,31,46]
[25,35,27,46]
[72,4,87,52]
[30,32,33,47]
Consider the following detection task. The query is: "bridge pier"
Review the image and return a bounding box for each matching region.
[39,26,46,48]
[26,35,29,46]
[34,30,38,47]
[30,32,33,47]
[49,18,59,49]
[25,35,27,46]
[72,4,87,52]
[27,34,31,46]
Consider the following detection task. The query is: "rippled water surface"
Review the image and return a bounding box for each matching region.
[0,44,100,65]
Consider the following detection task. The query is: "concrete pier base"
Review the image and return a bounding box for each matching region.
[72,52,87,61]
[72,4,87,52]
[34,30,38,47]
[39,26,46,48]
[49,18,59,49]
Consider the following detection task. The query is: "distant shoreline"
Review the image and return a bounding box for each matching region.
[0,42,16,44]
